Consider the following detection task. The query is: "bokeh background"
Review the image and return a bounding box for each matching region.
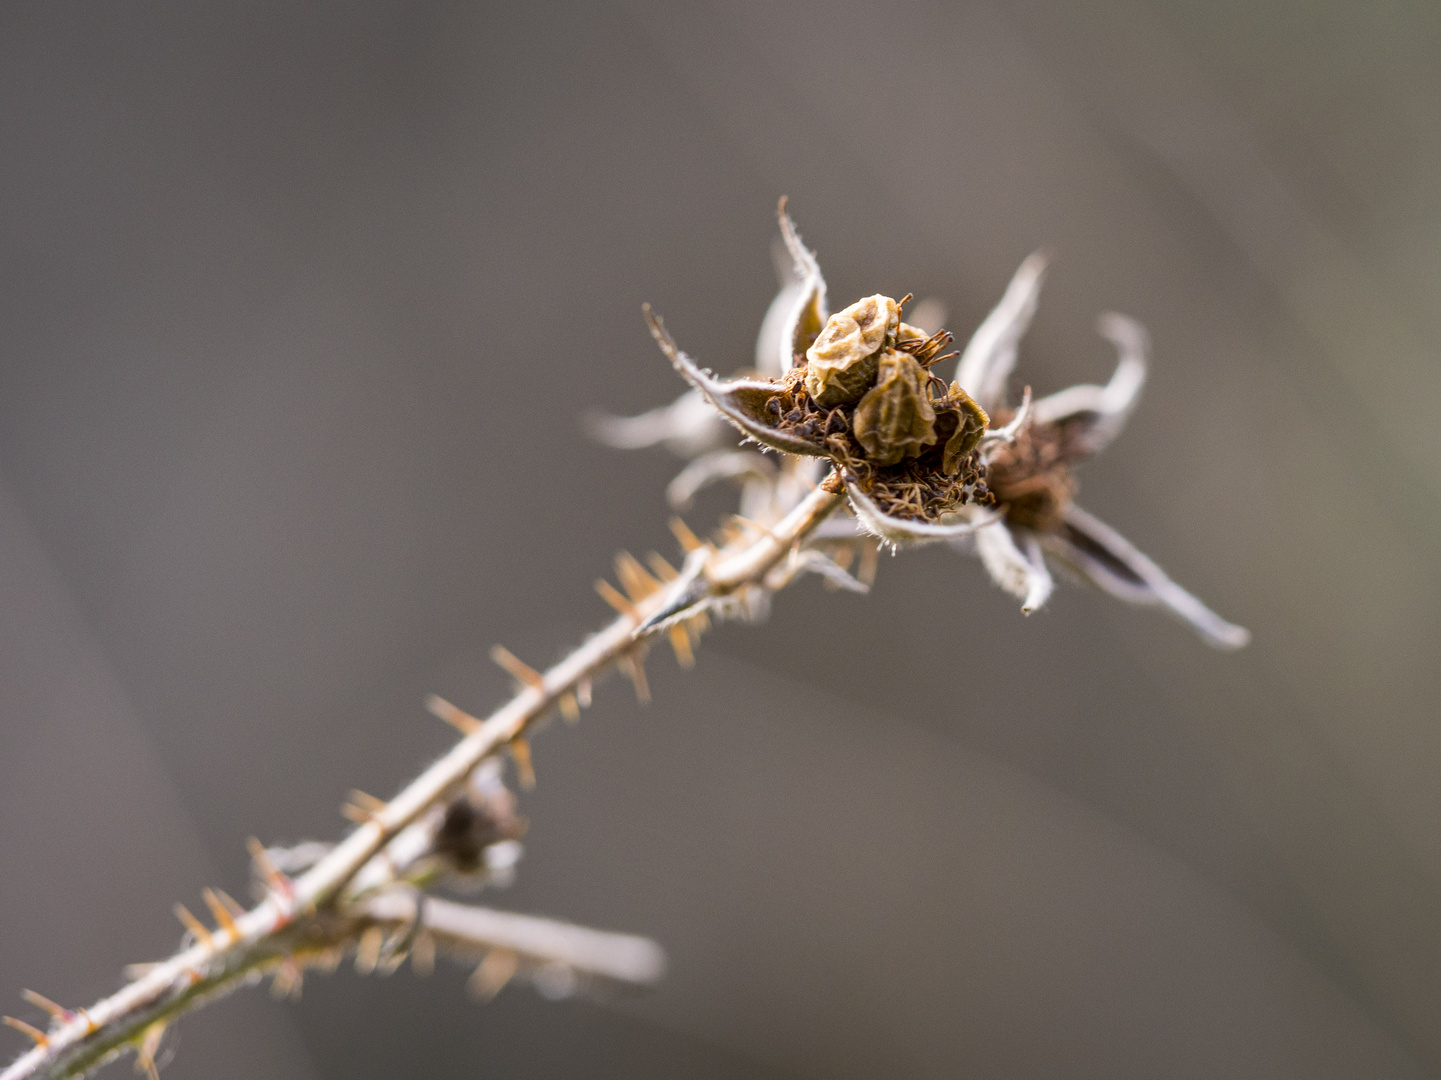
[3,1,1440,1077]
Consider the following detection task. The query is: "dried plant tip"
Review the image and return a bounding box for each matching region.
[426,694,481,734]
[355,927,385,976]
[3,1017,48,1048]
[805,294,899,407]
[491,645,545,691]
[200,888,240,938]
[19,991,70,1024]
[173,904,213,949]
[853,351,937,464]
[468,949,520,1001]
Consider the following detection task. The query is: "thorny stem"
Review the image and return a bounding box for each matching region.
[1,475,846,1080]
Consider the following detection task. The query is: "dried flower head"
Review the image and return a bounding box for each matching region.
[596,198,1248,649]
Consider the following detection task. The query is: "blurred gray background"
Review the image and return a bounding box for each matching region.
[2,1,1440,1077]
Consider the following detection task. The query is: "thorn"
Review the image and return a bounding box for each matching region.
[508,737,536,790]
[576,677,593,708]
[355,926,384,976]
[208,887,247,921]
[426,694,481,734]
[729,514,779,542]
[343,789,387,821]
[669,517,703,553]
[3,1017,48,1048]
[667,624,695,669]
[173,903,214,949]
[20,990,72,1024]
[135,1022,166,1080]
[614,551,661,603]
[468,949,520,1001]
[622,653,651,705]
[490,645,545,691]
[558,691,580,724]
[411,931,436,977]
[645,552,679,582]
[595,578,638,618]
[247,838,294,903]
[201,889,240,938]
[270,960,303,1001]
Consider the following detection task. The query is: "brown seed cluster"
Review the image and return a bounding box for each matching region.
[761,296,997,523]
[983,408,1078,532]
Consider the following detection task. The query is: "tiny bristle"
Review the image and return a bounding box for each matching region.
[201,888,241,938]
[173,903,213,948]
[3,1016,48,1047]
[667,624,695,669]
[614,551,661,603]
[426,694,482,734]
[623,653,651,705]
[468,949,520,1001]
[490,645,545,691]
[509,737,536,790]
[645,552,679,582]
[669,517,703,553]
[19,990,69,1023]
[595,578,636,617]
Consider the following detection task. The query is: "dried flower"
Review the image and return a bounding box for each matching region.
[607,199,1248,649]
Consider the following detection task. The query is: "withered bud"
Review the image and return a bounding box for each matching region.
[941,383,989,474]
[805,294,900,407]
[853,350,937,465]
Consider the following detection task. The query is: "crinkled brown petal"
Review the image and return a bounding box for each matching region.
[852,351,936,465]
[941,384,989,474]
[805,294,899,407]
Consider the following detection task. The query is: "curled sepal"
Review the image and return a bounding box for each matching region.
[974,521,1054,614]
[644,305,829,457]
[846,480,998,547]
[1041,503,1250,650]
[954,252,1048,411]
[1032,312,1148,460]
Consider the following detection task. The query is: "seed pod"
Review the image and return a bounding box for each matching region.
[941,383,990,474]
[804,294,899,407]
[853,350,937,465]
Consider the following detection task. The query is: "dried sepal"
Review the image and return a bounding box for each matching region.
[643,306,829,457]
[775,197,829,371]
[974,522,1054,614]
[852,350,937,464]
[846,480,998,546]
[1041,503,1250,649]
[804,294,899,407]
[954,251,1048,411]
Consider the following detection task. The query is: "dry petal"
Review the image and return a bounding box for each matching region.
[852,351,937,465]
[941,384,989,474]
[804,294,899,406]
